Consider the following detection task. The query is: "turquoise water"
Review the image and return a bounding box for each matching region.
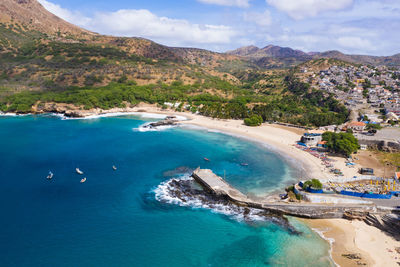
[0,114,333,266]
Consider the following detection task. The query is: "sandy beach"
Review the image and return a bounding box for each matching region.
[306,219,400,266]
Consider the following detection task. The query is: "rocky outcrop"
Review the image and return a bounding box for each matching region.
[142,118,178,129]
[64,110,86,118]
[364,213,400,240]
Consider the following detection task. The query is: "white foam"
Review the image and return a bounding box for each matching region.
[0,112,17,117]
[311,227,337,267]
[133,122,177,132]
[55,111,188,121]
[0,112,31,117]
[153,175,273,223]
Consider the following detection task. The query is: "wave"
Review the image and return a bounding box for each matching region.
[133,122,176,132]
[60,112,188,121]
[153,174,301,232]
[0,112,30,117]
[311,227,337,266]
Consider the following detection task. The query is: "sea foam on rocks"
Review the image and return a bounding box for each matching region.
[153,173,300,233]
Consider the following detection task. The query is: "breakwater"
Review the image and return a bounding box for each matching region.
[191,168,391,219]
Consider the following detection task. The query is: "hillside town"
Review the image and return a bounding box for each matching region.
[301,64,400,119]
[299,63,400,143]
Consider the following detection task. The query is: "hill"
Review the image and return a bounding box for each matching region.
[228,45,310,59]
[227,45,312,69]
[0,0,93,38]
[0,0,350,128]
[228,45,400,68]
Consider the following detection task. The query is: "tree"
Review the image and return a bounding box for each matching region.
[244,115,263,126]
[362,79,371,89]
[302,179,323,190]
[322,132,359,157]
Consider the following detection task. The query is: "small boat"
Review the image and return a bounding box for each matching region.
[80,177,87,183]
[76,168,84,175]
[240,163,249,166]
[112,165,117,171]
[46,171,54,180]
[204,158,210,162]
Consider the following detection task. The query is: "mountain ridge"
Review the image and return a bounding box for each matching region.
[227,45,400,67]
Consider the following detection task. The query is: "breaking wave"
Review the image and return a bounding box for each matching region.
[133,122,177,132]
[153,174,300,232]
[49,112,188,121]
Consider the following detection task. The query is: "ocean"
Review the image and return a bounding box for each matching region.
[0,114,334,266]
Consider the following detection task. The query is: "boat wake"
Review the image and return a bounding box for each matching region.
[153,174,300,233]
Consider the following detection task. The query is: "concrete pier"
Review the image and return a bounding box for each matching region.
[192,168,251,204]
[191,168,392,219]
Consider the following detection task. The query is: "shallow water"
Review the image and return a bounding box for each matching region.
[0,114,334,266]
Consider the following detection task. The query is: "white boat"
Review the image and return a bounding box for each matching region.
[112,165,117,171]
[80,177,87,183]
[46,171,54,179]
[76,168,84,175]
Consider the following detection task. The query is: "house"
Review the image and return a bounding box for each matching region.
[317,141,328,148]
[301,133,322,146]
[386,112,399,122]
[346,121,367,132]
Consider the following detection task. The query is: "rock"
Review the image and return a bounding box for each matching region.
[342,253,362,260]
[143,119,177,129]
[64,110,85,118]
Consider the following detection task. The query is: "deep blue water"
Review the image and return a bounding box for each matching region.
[0,114,333,266]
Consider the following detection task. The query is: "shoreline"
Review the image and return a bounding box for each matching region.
[305,218,400,267]
[4,105,400,265]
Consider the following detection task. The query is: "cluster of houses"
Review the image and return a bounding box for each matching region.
[301,64,400,122]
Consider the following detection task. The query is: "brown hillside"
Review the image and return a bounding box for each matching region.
[0,0,93,38]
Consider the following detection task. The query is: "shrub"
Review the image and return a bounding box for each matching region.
[244,115,263,126]
[302,179,323,190]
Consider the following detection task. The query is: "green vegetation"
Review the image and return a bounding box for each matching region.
[0,23,350,128]
[366,123,382,131]
[374,150,400,171]
[251,74,349,127]
[0,70,350,127]
[302,179,323,190]
[285,185,302,201]
[322,132,359,157]
[244,115,263,126]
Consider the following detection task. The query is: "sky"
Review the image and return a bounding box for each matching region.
[37,0,400,56]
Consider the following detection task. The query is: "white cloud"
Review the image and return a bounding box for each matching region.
[336,36,375,51]
[266,0,353,19]
[37,0,238,48]
[90,9,237,45]
[243,10,272,27]
[37,0,90,25]
[197,0,251,8]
